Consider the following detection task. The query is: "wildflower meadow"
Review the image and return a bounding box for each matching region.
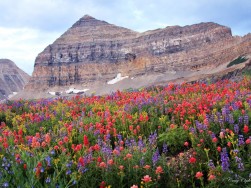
[0,78,251,187]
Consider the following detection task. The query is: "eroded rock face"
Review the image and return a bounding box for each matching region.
[26,15,251,90]
[0,59,30,99]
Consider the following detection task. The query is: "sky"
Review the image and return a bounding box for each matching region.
[0,0,251,75]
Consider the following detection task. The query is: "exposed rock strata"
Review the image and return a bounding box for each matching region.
[25,15,251,90]
[0,59,30,99]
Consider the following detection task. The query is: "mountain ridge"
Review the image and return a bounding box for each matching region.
[0,59,30,99]
[23,15,251,97]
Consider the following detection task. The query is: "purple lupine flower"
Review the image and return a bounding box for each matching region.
[94,130,100,136]
[2,182,9,187]
[117,134,123,142]
[140,157,145,167]
[221,129,226,133]
[225,105,230,115]
[45,177,51,183]
[216,112,222,122]
[130,138,137,147]
[2,157,11,171]
[66,161,73,168]
[84,152,93,164]
[205,114,211,122]
[162,143,168,154]
[233,149,239,155]
[218,116,224,125]
[189,127,196,134]
[125,139,131,148]
[222,107,227,117]
[238,116,243,125]
[45,156,51,167]
[40,167,44,173]
[101,145,112,157]
[244,114,249,125]
[247,99,251,108]
[228,114,234,124]
[78,165,88,174]
[208,159,215,169]
[97,136,103,147]
[234,173,241,180]
[104,111,109,118]
[81,168,88,173]
[105,133,111,143]
[50,150,55,155]
[152,148,160,166]
[114,146,121,155]
[149,131,157,146]
[27,137,33,146]
[138,138,145,150]
[66,170,72,175]
[220,148,230,172]
[195,120,202,130]
[164,107,168,114]
[81,111,85,117]
[124,104,131,112]
[234,124,239,134]
[225,115,230,123]
[210,114,215,123]
[88,126,94,132]
[235,156,244,171]
[211,132,216,139]
[238,135,245,146]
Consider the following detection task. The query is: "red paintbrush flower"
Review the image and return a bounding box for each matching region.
[83,135,89,147]
[195,171,203,179]
[243,125,249,134]
[189,157,196,164]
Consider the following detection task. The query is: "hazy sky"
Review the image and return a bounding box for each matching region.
[0,0,251,75]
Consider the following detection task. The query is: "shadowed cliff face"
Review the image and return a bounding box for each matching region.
[0,59,30,99]
[25,15,251,90]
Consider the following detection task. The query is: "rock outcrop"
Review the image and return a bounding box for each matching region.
[25,15,251,90]
[0,59,30,99]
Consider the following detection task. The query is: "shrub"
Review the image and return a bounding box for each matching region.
[227,56,248,68]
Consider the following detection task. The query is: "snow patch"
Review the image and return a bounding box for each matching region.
[8,92,18,99]
[48,91,61,96]
[65,88,90,94]
[107,73,129,84]
[167,71,176,74]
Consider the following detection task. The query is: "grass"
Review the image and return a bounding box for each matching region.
[243,68,251,76]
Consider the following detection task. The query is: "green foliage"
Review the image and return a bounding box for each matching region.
[243,68,251,76]
[227,56,248,68]
[158,127,189,154]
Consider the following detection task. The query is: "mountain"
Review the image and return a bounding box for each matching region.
[24,15,251,96]
[0,59,30,99]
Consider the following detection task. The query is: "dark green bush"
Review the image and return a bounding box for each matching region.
[227,56,248,68]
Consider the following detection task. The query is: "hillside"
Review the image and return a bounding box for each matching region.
[0,59,30,100]
[16,15,251,99]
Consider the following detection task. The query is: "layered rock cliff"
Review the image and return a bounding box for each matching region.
[0,59,30,99]
[25,15,251,90]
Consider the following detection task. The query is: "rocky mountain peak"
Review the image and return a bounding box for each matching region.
[53,15,138,45]
[72,14,109,28]
[82,14,94,19]
[25,16,251,95]
[0,59,15,67]
[0,59,30,99]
